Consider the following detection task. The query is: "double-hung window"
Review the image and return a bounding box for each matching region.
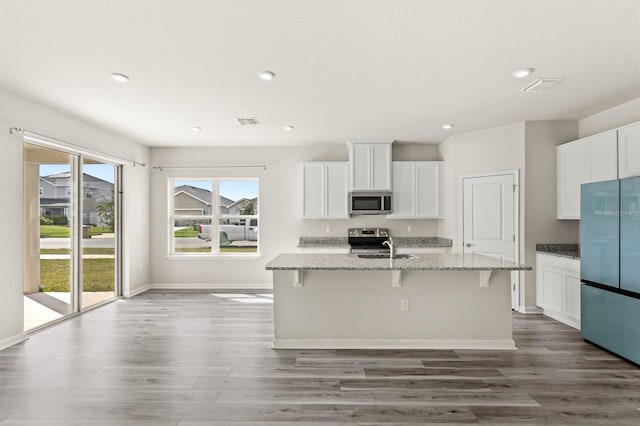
[169,178,259,256]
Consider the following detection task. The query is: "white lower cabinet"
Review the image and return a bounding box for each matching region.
[535,253,581,329]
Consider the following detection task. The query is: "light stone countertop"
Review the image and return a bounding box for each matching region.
[297,236,452,248]
[265,253,531,271]
[298,237,349,248]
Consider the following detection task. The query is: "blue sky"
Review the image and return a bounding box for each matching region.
[40,164,115,183]
[175,180,258,202]
[40,165,258,202]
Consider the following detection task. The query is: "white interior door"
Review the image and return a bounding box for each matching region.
[462,172,519,309]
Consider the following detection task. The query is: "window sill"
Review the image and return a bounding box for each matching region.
[166,254,263,260]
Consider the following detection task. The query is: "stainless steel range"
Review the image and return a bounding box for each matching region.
[348,228,390,254]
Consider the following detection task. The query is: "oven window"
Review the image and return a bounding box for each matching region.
[352,196,381,211]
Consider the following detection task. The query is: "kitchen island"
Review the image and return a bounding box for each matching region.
[265,253,530,350]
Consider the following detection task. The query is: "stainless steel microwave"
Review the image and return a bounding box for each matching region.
[349,192,392,215]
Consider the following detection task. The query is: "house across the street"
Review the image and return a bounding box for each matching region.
[40,172,114,226]
[173,184,258,224]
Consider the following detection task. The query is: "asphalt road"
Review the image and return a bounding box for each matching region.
[40,237,214,249]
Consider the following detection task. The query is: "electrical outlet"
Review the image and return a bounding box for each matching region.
[400,299,409,311]
[407,225,413,233]
[326,226,331,233]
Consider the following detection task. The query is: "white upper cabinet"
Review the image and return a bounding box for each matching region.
[325,162,349,218]
[416,162,443,217]
[391,162,414,217]
[588,130,618,182]
[388,161,443,219]
[618,121,640,179]
[557,130,617,219]
[348,141,392,191]
[302,162,348,219]
[557,140,589,219]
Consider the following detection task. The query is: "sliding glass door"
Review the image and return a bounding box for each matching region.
[23,142,121,331]
[24,143,76,330]
[81,158,119,309]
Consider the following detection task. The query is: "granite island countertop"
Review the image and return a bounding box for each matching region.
[298,236,452,249]
[266,253,530,271]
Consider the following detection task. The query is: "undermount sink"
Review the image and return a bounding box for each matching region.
[357,254,416,259]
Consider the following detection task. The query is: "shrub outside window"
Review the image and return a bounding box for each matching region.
[169,178,259,256]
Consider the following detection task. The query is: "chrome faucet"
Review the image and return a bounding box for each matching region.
[383,237,396,259]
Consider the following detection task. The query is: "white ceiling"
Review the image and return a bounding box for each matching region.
[1,0,639,147]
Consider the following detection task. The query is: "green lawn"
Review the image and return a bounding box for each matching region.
[39,225,113,238]
[40,259,115,292]
[174,227,199,237]
[221,246,257,253]
[175,246,257,253]
[41,248,115,255]
[40,225,71,238]
[90,226,113,236]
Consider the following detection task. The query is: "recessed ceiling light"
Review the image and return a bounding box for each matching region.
[512,68,534,78]
[283,125,295,131]
[191,126,202,132]
[257,71,275,81]
[111,73,129,82]
[442,124,454,130]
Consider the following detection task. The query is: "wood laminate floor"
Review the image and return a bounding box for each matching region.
[1,290,639,425]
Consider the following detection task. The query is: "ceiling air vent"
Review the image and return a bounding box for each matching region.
[519,78,564,92]
[235,117,260,126]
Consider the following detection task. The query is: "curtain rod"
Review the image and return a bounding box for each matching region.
[9,127,146,167]
[153,165,267,171]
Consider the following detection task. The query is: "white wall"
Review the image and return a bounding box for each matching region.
[438,121,579,310]
[579,97,640,138]
[0,121,25,348]
[149,143,441,288]
[0,89,151,346]
[438,122,527,248]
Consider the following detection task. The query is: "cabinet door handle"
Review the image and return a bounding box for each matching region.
[465,243,475,247]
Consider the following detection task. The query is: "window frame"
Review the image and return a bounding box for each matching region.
[168,177,259,257]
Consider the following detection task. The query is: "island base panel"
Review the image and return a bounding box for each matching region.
[272,269,515,350]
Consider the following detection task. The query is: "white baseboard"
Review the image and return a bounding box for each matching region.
[150,282,273,290]
[0,333,28,351]
[272,339,517,350]
[518,305,543,314]
[124,284,152,298]
[541,309,581,330]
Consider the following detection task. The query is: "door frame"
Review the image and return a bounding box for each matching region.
[459,169,520,310]
[23,135,123,327]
